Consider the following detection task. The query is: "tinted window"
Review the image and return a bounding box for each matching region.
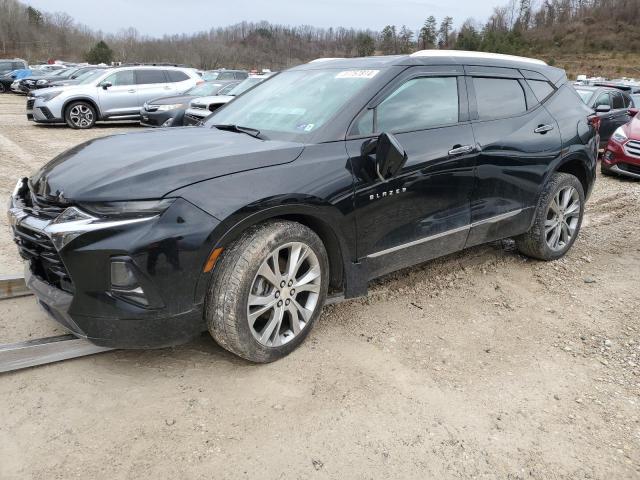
[167,70,189,82]
[136,69,167,85]
[218,72,236,80]
[611,92,625,109]
[0,62,12,70]
[622,94,632,108]
[594,93,611,108]
[374,76,458,133]
[527,80,554,103]
[103,70,135,86]
[474,77,526,119]
[235,72,248,79]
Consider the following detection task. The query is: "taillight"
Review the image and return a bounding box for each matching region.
[588,114,601,132]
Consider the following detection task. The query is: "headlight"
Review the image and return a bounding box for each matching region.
[78,199,175,218]
[612,126,628,143]
[156,103,185,111]
[36,79,48,85]
[37,91,62,102]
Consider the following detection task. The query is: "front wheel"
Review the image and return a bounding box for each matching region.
[0,83,6,93]
[65,101,96,129]
[206,220,329,362]
[516,172,585,261]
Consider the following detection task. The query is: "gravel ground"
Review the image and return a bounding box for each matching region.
[0,94,639,479]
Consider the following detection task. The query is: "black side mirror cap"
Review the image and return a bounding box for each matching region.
[101,81,112,90]
[595,105,611,113]
[375,132,407,181]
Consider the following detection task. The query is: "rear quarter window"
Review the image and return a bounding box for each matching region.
[136,69,167,84]
[473,77,527,120]
[167,70,189,82]
[527,79,555,103]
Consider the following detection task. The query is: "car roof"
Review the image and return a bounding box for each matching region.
[294,50,565,83]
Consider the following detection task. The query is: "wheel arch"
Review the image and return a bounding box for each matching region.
[194,204,354,305]
[62,97,102,120]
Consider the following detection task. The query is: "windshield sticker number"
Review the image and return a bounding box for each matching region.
[336,70,379,79]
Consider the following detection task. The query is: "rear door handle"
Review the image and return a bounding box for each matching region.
[534,124,554,134]
[448,145,474,156]
[127,89,136,93]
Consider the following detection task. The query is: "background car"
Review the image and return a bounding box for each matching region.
[27,66,201,128]
[183,74,273,125]
[0,68,32,93]
[17,66,101,92]
[202,69,248,82]
[602,107,640,178]
[140,80,240,127]
[15,67,72,93]
[574,84,635,145]
[0,58,28,75]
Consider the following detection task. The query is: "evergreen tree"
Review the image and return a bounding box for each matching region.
[355,32,375,57]
[419,16,438,49]
[380,25,397,54]
[85,40,114,64]
[398,25,414,53]
[438,16,454,49]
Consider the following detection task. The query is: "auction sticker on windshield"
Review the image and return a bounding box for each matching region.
[335,70,379,79]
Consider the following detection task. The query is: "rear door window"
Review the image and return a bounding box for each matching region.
[611,92,625,109]
[135,69,167,85]
[217,72,236,80]
[473,77,527,119]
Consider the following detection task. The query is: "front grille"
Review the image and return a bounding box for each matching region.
[26,99,35,110]
[625,140,640,158]
[191,103,206,110]
[13,225,73,292]
[12,183,74,292]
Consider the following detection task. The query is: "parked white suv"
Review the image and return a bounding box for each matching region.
[26,66,200,128]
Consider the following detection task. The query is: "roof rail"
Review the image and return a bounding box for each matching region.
[309,58,345,63]
[410,50,547,66]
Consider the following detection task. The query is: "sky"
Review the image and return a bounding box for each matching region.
[22,0,497,37]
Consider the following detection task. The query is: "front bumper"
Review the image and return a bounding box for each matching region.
[140,108,185,127]
[183,108,209,126]
[27,96,63,123]
[8,182,219,348]
[603,138,640,179]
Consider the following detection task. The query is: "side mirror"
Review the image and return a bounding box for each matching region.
[628,107,639,116]
[595,105,611,113]
[100,81,112,90]
[364,132,407,181]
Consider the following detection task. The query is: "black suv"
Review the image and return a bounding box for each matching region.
[8,52,597,362]
[574,84,635,145]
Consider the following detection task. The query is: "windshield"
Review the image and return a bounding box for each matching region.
[78,69,109,85]
[227,77,265,96]
[217,82,239,95]
[186,82,225,96]
[207,69,380,138]
[73,69,98,81]
[575,88,594,104]
[202,71,221,81]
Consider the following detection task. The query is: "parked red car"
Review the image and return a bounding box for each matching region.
[602,107,640,178]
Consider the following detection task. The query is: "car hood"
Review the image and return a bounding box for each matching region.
[191,95,234,106]
[148,94,196,106]
[30,127,305,202]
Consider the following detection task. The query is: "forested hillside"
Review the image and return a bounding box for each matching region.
[0,0,638,78]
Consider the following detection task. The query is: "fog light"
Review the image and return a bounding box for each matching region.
[603,150,615,163]
[110,260,149,306]
[111,261,137,289]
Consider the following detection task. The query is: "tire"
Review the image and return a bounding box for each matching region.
[206,220,329,363]
[64,101,96,129]
[516,172,585,261]
[0,83,6,93]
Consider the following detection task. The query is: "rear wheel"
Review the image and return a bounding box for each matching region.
[206,220,329,362]
[0,83,6,93]
[65,101,96,129]
[516,172,585,261]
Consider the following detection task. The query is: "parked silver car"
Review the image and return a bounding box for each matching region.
[26,66,201,128]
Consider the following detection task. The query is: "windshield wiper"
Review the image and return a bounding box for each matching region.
[212,124,266,140]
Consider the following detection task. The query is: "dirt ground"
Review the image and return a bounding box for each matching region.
[0,93,639,479]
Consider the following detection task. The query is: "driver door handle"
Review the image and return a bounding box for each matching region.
[448,145,474,156]
[534,124,554,134]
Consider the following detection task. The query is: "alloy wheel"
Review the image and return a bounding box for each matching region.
[247,242,322,347]
[545,186,581,251]
[69,105,94,128]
